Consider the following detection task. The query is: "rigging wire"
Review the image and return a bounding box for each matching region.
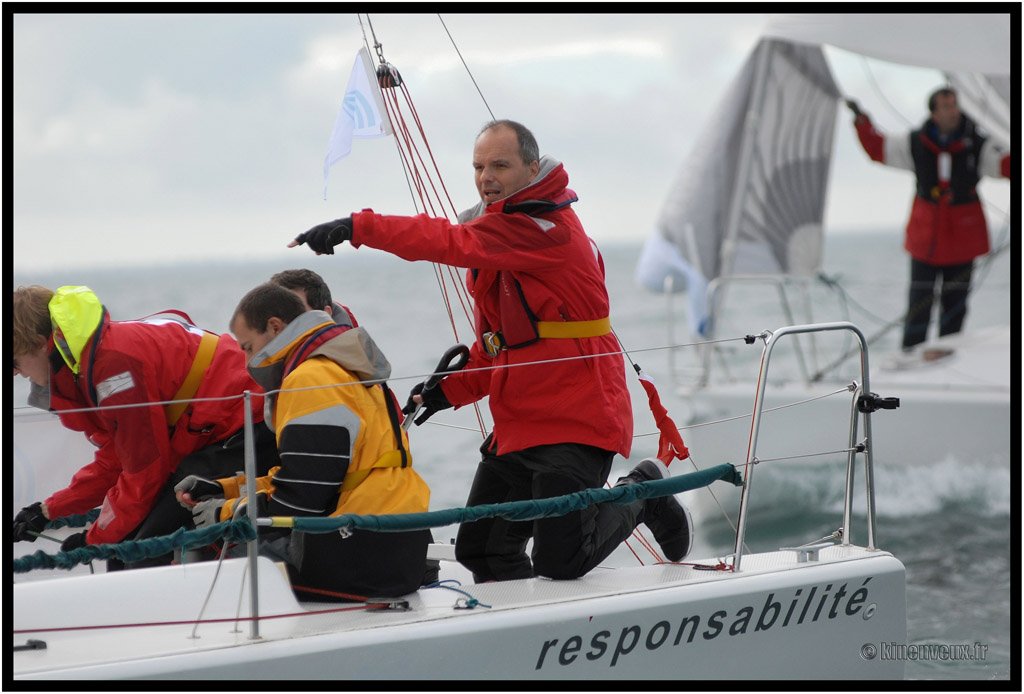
[356,13,487,436]
[437,14,496,121]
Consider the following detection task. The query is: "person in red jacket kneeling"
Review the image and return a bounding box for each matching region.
[12,285,279,569]
[290,120,693,582]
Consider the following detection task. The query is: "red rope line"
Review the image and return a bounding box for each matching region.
[14,603,386,635]
[379,76,480,364]
[290,584,370,602]
[400,81,458,218]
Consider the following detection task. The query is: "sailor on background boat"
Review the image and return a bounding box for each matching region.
[11,285,279,569]
[846,88,1012,351]
[290,119,693,582]
[177,283,432,599]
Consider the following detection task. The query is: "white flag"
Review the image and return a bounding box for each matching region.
[323,47,392,199]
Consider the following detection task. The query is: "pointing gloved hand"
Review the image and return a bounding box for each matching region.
[191,498,225,530]
[12,502,48,543]
[291,217,354,255]
[844,99,863,118]
[402,380,454,426]
[60,530,88,553]
[174,475,225,508]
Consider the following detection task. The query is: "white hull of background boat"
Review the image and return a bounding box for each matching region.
[15,546,905,680]
[675,325,1010,524]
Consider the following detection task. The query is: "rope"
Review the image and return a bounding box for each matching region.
[13,520,256,574]
[359,18,490,439]
[275,463,742,535]
[14,602,385,636]
[44,508,99,529]
[428,580,492,609]
[17,465,741,575]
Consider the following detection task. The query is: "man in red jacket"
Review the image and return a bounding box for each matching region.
[291,120,692,581]
[847,89,1011,350]
[12,285,278,569]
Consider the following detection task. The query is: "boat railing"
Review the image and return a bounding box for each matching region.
[731,321,896,572]
[241,391,262,639]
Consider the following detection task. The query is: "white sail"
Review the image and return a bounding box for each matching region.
[636,38,839,336]
[762,13,1011,76]
[764,12,1012,145]
[637,13,1011,338]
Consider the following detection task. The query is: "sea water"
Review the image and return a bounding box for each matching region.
[12,229,1013,680]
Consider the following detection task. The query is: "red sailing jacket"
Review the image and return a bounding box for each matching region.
[44,313,264,544]
[351,161,633,458]
[854,114,1011,266]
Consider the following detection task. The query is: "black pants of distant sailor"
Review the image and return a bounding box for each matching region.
[902,258,973,349]
[107,422,281,571]
[455,434,639,582]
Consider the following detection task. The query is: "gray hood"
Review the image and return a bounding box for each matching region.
[246,310,391,395]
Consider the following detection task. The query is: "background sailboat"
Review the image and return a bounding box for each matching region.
[634,13,1012,518]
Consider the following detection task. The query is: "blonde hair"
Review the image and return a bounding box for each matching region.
[13,285,54,357]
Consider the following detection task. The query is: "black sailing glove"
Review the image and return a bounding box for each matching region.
[13,502,48,543]
[402,380,454,426]
[60,531,88,553]
[293,217,353,255]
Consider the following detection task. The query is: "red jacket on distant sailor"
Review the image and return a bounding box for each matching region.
[853,114,1011,266]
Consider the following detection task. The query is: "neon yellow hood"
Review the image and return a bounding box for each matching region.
[49,286,104,374]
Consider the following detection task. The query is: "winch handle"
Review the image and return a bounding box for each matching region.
[424,344,471,391]
[402,344,470,430]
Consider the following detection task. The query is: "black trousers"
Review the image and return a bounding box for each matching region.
[902,258,974,349]
[284,527,432,601]
[109,422,280,570]
[454,434,639,582]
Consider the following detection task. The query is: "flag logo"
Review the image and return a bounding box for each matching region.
[343,90,379,130]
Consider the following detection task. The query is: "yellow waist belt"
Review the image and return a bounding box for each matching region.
[535,316,612,339]
[484,317,612,356]
[337,449,409,492]
[165,332,218,427]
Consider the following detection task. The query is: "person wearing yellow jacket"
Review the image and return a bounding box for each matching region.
[176,283,431,600]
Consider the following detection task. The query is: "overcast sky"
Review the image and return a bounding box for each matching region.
[11,11,1012,274]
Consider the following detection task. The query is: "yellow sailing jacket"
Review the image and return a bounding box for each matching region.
[217,312,429,521]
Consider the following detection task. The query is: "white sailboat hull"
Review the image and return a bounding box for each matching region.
[15,548,905,680]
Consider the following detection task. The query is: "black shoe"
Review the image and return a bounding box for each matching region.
[615,458,693,562]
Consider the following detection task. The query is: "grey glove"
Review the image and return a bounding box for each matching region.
[174,476,224,508]
[191,497,224,529]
